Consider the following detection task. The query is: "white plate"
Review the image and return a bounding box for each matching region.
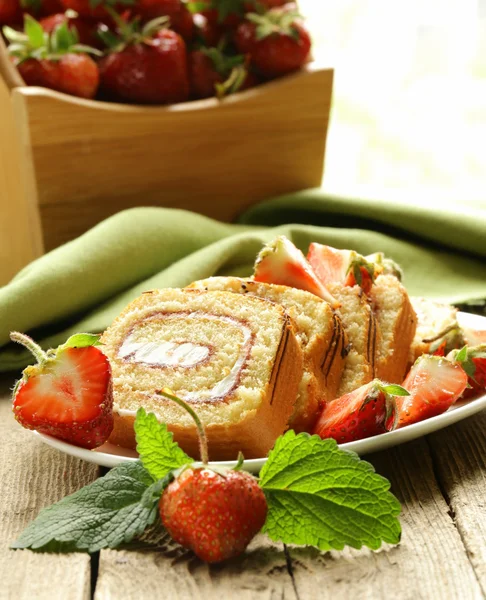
[34,311,486,474]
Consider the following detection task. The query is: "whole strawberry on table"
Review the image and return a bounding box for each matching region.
[1,0,313,104]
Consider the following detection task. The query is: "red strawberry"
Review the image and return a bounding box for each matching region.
[0,0,22,25]
[193,11,224,46]
[396,355,468,427]
[40,12,105,48]
[137,0,194,37]
[161,466,267,562]
[253,236,340,308]
[234,7,311,78]
[61,0,134,20]
[448,345,486,399]
[308,243,377,295]
[157,389,267,563]
[98,16,189,104]
[10,332,113,450]
[189,47,256,99]
[312,380,405,443]
[5,15,101,99]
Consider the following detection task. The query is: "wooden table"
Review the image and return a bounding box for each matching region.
[1,373,485,600]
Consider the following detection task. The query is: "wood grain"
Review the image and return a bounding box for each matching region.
[0,376,99,600]
[95,535,296,600]
[0,63,331,283]
[0,79,44,285]
[428,412,486,595]
[286,438,484,600]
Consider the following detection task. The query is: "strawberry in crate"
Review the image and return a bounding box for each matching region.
[3,14,102,97]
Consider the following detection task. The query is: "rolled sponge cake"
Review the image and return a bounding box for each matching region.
[100,288,304,460]
[188,277,347,432]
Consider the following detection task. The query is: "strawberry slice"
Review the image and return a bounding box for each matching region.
[396,355,468,428]
[312,380,407,443]
[11,332,113,449]
[448,344,486,399]
[307,244,403,295]
[253,236,339,308]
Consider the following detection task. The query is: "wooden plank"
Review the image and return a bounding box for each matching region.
[95,535,296,600]
[286,438,484,600]
[0,376,99,600]
[428,411,486,594]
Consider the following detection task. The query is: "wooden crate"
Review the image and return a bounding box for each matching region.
[0,35,333,285]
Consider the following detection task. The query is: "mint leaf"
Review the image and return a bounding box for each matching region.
[259,431,401,551]
[11,461,167,553]
[61,333,101,349]
[135,408,192,481]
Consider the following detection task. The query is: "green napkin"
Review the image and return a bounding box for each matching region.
[1,190,486,372]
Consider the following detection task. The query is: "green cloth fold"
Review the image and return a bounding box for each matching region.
[1,190,486,372]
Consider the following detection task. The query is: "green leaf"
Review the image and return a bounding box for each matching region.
[24,15,46,49]
[135,408,193,481]
[187,1,209,13]
[381,384,410,397]
[260,431,401,551]
[11,462,168,553]
[61,333,101,349]
[455,346,468,363]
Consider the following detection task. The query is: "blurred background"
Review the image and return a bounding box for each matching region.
[301,0,486,206]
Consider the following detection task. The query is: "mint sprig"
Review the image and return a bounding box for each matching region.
[135,407,192,480]
[11,462,167,553]
[259,431,401,551]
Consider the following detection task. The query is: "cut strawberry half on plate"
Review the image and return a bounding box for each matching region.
[307,243,377,294]
[312,379,408,443]
[253,236,339,307]
[11,332,113,449]
[396,355,468,428]
[448,344,486,399]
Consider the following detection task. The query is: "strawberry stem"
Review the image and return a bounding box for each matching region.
[157,388,209,464]
[10,331,48,364]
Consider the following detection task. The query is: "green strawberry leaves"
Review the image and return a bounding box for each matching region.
[11,462,167,553]
[60,333,102,350]
[259,431,401,551]
[135,408,192,481]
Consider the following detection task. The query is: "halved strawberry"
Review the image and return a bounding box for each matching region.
[312,380,407,443]
[307,243,376,295]
[448,344,486,399]
[253,236,339,308]
[396,355,468,428]
[11,332,113,449]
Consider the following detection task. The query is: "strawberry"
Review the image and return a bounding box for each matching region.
[39,12,105,48]
[234,7,311,78]
[10,332,113,450]
[253,236,340,308]
[136,0,181,20]
[0,0,22,25]
[158,389,267,563]
[448,345,486,399]
[396,355,468,428]
[61,0,134,20]
[308,243,377,295]
[4,15,101,99]
[98,15,190,104]
[189,47,256,99]
[312,380,406,443]
[462,327,486,346]
[193,11,224,46]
